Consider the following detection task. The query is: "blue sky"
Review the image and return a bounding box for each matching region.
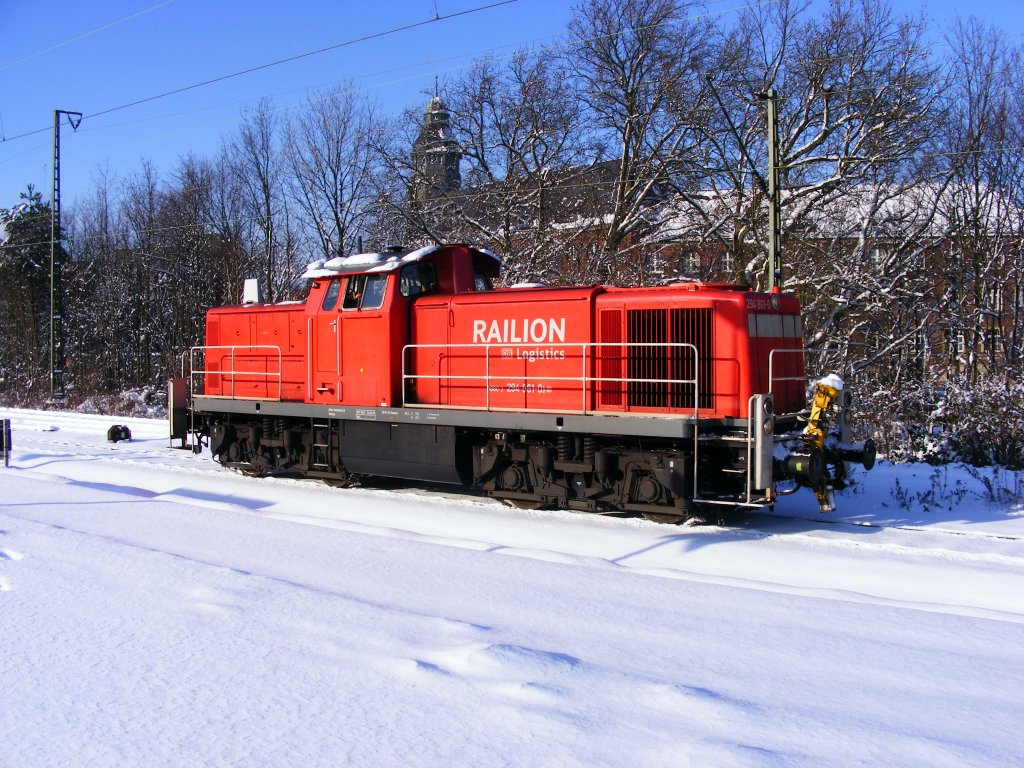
[1,0,1021,210]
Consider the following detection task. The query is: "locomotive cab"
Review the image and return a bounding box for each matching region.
[201,244,500,408]
[301,244,500,407]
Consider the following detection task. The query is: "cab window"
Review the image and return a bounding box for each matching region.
[473,272,493,291]
[343,273,387,310]
[320,278,342,311]
[399,262,438,297]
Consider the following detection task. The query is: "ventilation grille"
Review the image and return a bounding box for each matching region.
[598,309,623,406]
[627,308,713,410]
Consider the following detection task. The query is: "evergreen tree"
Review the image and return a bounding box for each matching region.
[0,186,64,403]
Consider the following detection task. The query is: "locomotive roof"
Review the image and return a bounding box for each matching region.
[301,244,501,280]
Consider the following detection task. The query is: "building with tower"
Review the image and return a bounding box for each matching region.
[410,95,461,204]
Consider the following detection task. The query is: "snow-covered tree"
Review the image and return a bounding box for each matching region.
[567,0,716,284]
[0,186,56,402]
[930,18,1024,384]
[232,99,294,302]
[443,49,596,284]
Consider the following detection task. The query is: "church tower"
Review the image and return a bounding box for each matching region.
[410,94,461,204]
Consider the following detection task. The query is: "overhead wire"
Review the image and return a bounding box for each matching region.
[4,0,1014,176]
[0,0,176,74]
[0,0,787,198]
[2,0,1018,157]
[0,0,764,200]
[0,0,520,145]
[2,0,772,153]
[0,0,962,163]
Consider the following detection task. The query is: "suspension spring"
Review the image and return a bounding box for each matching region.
[557,434,572,462]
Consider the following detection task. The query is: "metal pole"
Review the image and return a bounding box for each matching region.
[50,111,61,401]
[763,89,783,291]
[1,418,10,468]
[50,109,82,402]
[707,79,782,290]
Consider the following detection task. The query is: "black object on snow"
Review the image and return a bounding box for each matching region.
[107,424,132,443]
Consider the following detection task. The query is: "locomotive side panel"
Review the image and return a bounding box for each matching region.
[591,285,810,418]
[705,292,746,416]
[419,288,599,412]
[205,305,306,400]
[407,296,452,405]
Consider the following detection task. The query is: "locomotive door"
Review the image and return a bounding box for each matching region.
[338,273,396,406]
[312,277,344,402]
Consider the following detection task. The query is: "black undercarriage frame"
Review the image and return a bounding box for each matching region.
[181,396,804,523]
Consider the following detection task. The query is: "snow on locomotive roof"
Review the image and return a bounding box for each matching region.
[301,244,501,280]
[301,246,439,279]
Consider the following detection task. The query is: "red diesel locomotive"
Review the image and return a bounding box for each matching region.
[170,243,875,522]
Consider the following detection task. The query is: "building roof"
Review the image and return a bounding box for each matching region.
[643,182,1023,244]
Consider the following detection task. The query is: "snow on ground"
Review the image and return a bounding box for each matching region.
[1,407,1022,767]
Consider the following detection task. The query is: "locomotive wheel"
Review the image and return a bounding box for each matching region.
[502,498,548,510]
[215,451,268,478]
[230,463,268,478]
[323,475,360,489]
[642,512,686,525]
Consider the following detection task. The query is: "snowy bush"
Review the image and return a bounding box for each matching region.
[864,376,1024,470]
[887,464,1022,511]
[861,384,943,464]
[75,387,168,419]
[937,376,1024,470]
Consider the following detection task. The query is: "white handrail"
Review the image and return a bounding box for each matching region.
[401,341,702,417]
[184,345,284,401]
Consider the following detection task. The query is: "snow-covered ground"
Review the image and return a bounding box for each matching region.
[1,407,1022,767]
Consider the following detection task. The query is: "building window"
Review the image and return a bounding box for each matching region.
[679,250,700,274]
[989,286,1003,314]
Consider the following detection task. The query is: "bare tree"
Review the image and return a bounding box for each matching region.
[0,187,56,401]
[662,1,941,396]
[685,0,940,274]
[443,50,596,283]
[232,99,290,301]
[285,84,384,261]
[65,168,127,392]
[568,0,716,284]
[930,18,1024,384]
[206,146,256,305]
[118,161,166,385]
